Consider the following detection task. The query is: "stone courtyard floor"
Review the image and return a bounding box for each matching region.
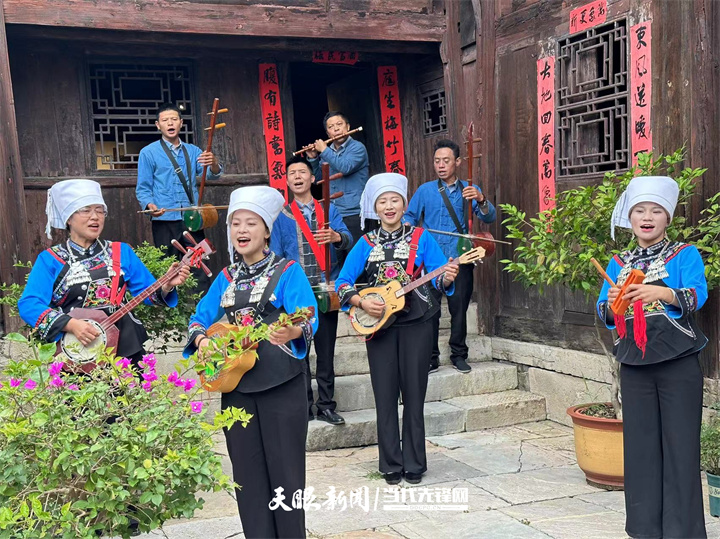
[135,421,720,539]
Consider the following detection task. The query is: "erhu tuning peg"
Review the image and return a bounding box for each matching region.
[208,108,229,115]
[204,123,225,131]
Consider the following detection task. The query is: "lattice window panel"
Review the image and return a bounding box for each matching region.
[422,90,448,136]
[557,19,630,177]
[88,62,195,170]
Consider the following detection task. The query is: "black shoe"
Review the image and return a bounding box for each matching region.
[317,409,345,425]
[404,472,422,484]
[452,359,472,374]
[429,362,439,374]
[384,472,402,485]
[308,409,315,421]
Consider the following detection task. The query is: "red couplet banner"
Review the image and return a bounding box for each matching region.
[377,66,406,175]
[536,57,556,213]
[630,20,653,166]
[569,0,607,34]
[258,63,288,202]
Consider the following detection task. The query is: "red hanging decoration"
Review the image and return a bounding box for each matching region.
[633,301,648,358]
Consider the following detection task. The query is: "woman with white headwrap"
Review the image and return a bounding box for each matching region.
[184,185,317,539]
[18,179,189,366]
[335,173,458,486]
[597,176,707,538]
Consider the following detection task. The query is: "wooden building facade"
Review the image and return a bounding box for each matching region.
[1,0,719,377]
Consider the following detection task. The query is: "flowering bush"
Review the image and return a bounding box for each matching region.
[0,334,251,539]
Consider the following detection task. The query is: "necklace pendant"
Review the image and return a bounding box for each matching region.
[368,244,384,263]
[66,262,91,286]
[394,240,410,260]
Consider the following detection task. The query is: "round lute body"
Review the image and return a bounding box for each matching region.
[59,308,119,373]
[200,322,258,393]
[350,281,405,335]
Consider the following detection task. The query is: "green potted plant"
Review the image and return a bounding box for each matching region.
[701,413,720,517]
[500,148,720,488]
[0,333,251,538]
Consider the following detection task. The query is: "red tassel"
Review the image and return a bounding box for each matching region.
[615,309,627,339]
[633,300,648,358]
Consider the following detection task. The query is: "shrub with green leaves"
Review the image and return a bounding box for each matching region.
[499,148,719,418]
[0,334,251,539]
[702,415,720,476]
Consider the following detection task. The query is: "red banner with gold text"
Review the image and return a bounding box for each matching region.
[377,66,406,175]
[537,57,556,213]
[259,63,288,202]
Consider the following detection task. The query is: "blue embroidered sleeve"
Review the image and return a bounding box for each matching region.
[183,271,229,358]
[18,250,70,342]
[669,245,707,318]
[335,239,372,309]
[271,262,319,359]
[596,257,621,329]
[120,243,178,307]
[418,230,455,296]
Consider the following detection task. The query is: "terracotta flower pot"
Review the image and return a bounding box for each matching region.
[567,403,624,489]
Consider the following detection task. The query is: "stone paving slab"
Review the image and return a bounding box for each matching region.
[427,425,545,449]
[468,465,598,505]
[444,440,575,475]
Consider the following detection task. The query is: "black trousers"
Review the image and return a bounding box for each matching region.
[150,219,210,295]
[366,319,432,475]
[305,309,338,413]
[222,374,308,539]
[431,264,474,363]
[621,353,706,539]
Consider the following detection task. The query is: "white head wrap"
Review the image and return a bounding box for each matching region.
[226,185,285,259]
[45,179,106,239]
[610,176,679,240]
[359,173,408,229]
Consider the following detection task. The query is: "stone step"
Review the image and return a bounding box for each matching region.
[334,301,479,338]
[306,389,546,451]
[308,332,492,377]
[315,362,518,413]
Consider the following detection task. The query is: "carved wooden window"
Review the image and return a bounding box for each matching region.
[88,62,195,171]
[557,19,629,178]
[422,90,448,136]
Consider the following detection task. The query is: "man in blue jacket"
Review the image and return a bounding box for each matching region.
[404,139,496,374]
[306,111,370,258]
[270,156,352,425]
[136,103,222,293]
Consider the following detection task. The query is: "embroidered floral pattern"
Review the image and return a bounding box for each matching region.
[376,261,409,285]
[677,287,698,314]
[84,279,114,308]
[36,309,65,340]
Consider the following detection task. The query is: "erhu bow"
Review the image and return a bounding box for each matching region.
[184,98,227,232]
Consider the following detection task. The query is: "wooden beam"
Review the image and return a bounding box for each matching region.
[2,0,444,43]
[471,0,498,337]
[0,0,30,332]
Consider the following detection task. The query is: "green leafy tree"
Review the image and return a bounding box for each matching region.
[500,148,719,418]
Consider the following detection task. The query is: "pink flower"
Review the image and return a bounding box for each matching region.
[120,371,134,379]
[167,372,179,384]
[115,358,131,370]
[174,378,186,388]
[142,371,158,383]
[96,285,111,299]
[128,382,137,389]
[190,401,203,414]
[48,361,64,376]
[384,267,398,279]
[141,354,157,369]
[24,380,37,390]
[0,382,3,389]
[49,376,64,388]
[142,381,153,392]
[67,384,79,391]
[183,379,197,392]
[240,314,254,327]
[9,379,21,388]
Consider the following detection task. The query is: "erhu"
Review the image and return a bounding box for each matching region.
[293,126,364,156]
[184,98,227,232]
[458,122,497,257]
[313,162,341,312]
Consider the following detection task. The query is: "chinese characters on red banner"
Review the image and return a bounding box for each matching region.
[630,21,652,166]
[536,57,556,213]
[312,51,359,65]
[569,0,607,34]
[258,63,288,202]
[377,66,406,174]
